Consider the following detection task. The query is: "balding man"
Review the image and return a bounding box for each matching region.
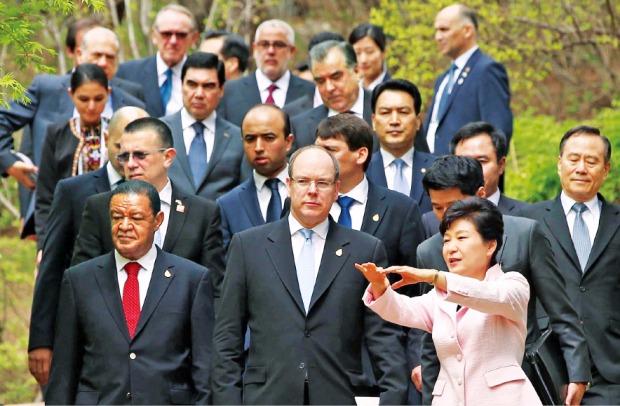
[28,107,149,385]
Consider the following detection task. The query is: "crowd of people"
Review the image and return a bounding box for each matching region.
[1,2,617,405]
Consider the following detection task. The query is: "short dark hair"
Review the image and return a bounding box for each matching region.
[65,17,101,51]
[457,5,479,32]
[123,117,174,149]
[422,155,484,195]
[288,145,340,182]
[202,29,229,41]
[440,196,503,265]
[243,104,291,139]
[348,23,387,52]
[449,121,508,161]
[371,79,422,114]
[70,63,108,93]
[308,31,345,53]
[559,125,612,163]
[110,180,161,216]
[315,114,373,171]
[181,52,225,86]
[221,34,250,73]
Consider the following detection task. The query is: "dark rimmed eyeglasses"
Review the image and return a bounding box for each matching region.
[157,30,191,40]
[290,178,335,191]
[116,148,167,163]
[255,40,289,51]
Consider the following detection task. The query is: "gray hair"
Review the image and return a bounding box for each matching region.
[81,26,120,50]
[254,19,295,45]
[153,4,197,32]
[309,40,357,72]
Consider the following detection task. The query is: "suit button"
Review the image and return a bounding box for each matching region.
[305,331,311,337]
[129,352,136,360]
[456,354,462,362]
[457,377,463,385]
[299,362,305,369]
[126,392,132,399]
[579,286,586,292]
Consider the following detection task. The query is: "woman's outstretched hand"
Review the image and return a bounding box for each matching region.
[383,266,437,291]
[355,262,390,298]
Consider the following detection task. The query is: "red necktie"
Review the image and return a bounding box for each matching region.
[123,262,141,339]
[266,83,278,104]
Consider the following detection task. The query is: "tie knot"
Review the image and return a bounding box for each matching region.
[300,228,313,241]
[338,195,355,209]
[449,63,457,73]
[393,158,405,169]
[268,83,278,92]
[165,68,173,80]
[125,262,140,277]
[192,121,205,134]
[265,178,280,191]
[572,202,588,214]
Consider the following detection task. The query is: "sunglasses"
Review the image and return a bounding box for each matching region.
[117,148,166,163]
[158,30,191,40]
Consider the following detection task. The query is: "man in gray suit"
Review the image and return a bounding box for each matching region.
[521,125,620,404]
[416,155,591,405]
[162,52,248,201]
[213,145,407,404]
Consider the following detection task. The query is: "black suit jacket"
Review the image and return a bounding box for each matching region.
[212,218,408,404]
[46,249,214,404]
[522,195,620,383]
[29,166,111,351]
[115,56,165,117]
[71,183,226,298]
[417,215,591,403]
[219,72,315,126]
[290,90,377,153]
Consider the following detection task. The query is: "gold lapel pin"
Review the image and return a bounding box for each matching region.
[164,270,172,278]
[336,248,343,257]
[372,214,380,222]
[175,199,185,213]
[457,78,464,85]
[224,132,230,138]
[421,168,427,173]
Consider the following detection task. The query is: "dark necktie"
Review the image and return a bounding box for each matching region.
[571,203,591,272]
[337,196,354,228]
[265,83,278,104]
[189,121,207,188]
[160,68,173,113]
[123,262,141,339]
[265,178,282,222]
[436,63,457,120]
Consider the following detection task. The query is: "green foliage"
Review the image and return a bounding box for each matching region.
[506,102,620,203]
[0,237,37,404]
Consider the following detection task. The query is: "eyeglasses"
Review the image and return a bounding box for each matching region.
[255,40,289,51]
[290,178,335,190]
[116,148,167,163]
[157,30,191,40]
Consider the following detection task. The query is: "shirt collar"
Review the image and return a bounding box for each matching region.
[560,191,600,217]
[328,86,364,117]
[380,146,414,169]
[181,107,217,133]
[288,213,329,241]
[115,243,158,273]
[156,52,186,78]
[365,68,388,91]
[340,176,369,205]
[487,189,501,206]
[255,69,291,93]
[253,165,289,191]
[106,161,124,187]
[453,45,479,70]
[159,178,172,207]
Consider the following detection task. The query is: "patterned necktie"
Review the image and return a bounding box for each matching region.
[337,196,354,228]
[572,203,591,272]
[160,68,173,113]
[436,63,457,120]
[265,83,278,104]
[123,262,141,339]
[265,178,282,223]
[392,158,410,196]
[296,229,315,313]
[189,121,207,188]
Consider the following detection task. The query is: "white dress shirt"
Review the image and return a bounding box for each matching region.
[106,161,124,189]
[254,167,288,221]
[289,215,329,279]
[486,189,501,206]
[115,243,158,308]
[256,69,290,108]
[380,146,414,192]
[560,191,600,246]
[156,52,185,115]
[158,179,173,245]
[329,177,369,231]
[181,108,216,163]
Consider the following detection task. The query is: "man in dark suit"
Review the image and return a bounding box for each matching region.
[200,30,249,81]
[217,104,293,252]
[218,19,315,127]
[291,40,377,152]
[72,117,226,299]
[45,180,214,404]
[27,107,149,385]
[416,156,590,405]
[521,125,620,404]
[420,4,512,155]
[115,5,199,117]
[162,52,248,201]
[367,79,436,214]
[213,145,408,404]
[315,114,424,403]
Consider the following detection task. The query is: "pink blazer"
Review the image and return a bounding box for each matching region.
[364,264,541,406]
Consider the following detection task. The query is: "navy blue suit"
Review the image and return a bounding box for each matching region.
[421,49,512,155]
[366,149,436,214]
[115,56,166,117]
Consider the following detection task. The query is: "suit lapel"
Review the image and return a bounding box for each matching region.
[265,220,306,315]
[361,184,388,236]
[410,150,428,204]
[92,167,111,194]
[543,197,582,272]
[133,249,175,339]
[438,49,481,123]
[246,74,264,106]
[285,75,303,104]
[239,180,265,227]
[199,116,233,189]
[168,113,194,188]
[585,199,620,274]
[162,185,188,251]
[362,90,373,124]
[367,152,388,187]
[144,57,164,117]
[93,253,131,343]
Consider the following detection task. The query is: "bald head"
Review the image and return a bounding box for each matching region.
[77,27,120,80]
[108,107,150,174]
[434,4,478,59]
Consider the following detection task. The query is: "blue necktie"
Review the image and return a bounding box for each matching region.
[296,229,315,313]
[436,63,457,120]
[189,122,207,188]
[572,203,591,272]
[160,68,173,113]
[337,196,354,228]
[392,158,409,196]
[265,178,282,222]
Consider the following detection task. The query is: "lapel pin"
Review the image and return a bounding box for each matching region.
[164,270,172,278]
[372,214,380,222]
[457,78,464,85]
[462,72,468,78]
[421,168,427,173]
[175,199,186,213]
[335,248,343,257]
[465,66,471,72]
[223,132,230,138]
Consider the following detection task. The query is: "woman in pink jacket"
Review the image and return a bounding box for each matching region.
[357,197,541,405]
